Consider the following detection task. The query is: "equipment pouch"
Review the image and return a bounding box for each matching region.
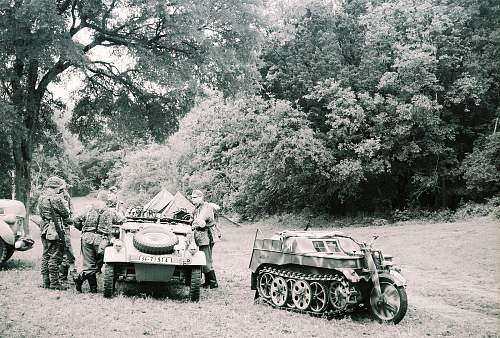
[45,222,59,241]
[211,224,222,242]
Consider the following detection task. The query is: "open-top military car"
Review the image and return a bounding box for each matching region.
[0,199,34,264]
[249,230,408,324]
[103,216,206,301]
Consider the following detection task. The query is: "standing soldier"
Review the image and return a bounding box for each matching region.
[191,189,218,289]
[59,182,77,282]
[73,193,123,293]
[37,176,71,290]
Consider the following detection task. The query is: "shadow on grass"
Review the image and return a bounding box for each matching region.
[116,281,192,301]
[254,298,375,323]
[348,308,376,323]
[0,259,35,271]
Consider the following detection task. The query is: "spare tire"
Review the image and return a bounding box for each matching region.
[133,225,179,254]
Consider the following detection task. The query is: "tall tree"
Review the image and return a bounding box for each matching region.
[0,0,260,214]
[259,0,499,211]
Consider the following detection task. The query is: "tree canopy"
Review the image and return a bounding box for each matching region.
[0,0,261,212]
[1,0,498,217]
[136,0,498,216]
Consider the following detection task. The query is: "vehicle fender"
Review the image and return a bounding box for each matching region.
[189,251,206,266]
[104,245,127,263]
[0,220,15,245]
[378,270,407,287]
[336,268,361,283]
[251,272,257,290]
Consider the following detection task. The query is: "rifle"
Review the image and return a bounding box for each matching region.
[48,198,66,246]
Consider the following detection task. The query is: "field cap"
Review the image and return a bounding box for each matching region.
[191,190,204,198]
[45,176,65,189]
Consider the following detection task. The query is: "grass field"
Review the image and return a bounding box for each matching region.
[1,196,499,338]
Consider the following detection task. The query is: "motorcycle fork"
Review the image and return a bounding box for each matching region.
[364,249,382,298]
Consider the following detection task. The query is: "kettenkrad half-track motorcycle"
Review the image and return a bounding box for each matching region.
[249,230,408,324]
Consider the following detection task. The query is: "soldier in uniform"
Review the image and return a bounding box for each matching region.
[37,176,71,290]
[73,193,124,293]
[59,182,77,282]
[191,190,218,289]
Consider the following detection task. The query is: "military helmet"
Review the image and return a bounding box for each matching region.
[191,189,204,198]
[45,176,65,189]
[97,190,117,207]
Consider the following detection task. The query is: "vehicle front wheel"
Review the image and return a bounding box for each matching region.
[0,239,14,264]
[189,266,201,302]
[369,280,408,324]
[103,263,117,298]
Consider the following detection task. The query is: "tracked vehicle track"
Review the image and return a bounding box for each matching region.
[256,267,361,318]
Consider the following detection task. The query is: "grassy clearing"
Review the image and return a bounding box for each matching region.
[1,197,498,337]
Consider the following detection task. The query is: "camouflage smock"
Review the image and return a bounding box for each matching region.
[37,190,71,236]
[192,202,216,246]
[74,206,123,235]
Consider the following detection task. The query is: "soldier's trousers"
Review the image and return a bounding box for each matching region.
[61,227,75,264]
[41,236,64,286]
[81,232,109,276]
[199,244,214,273]
[60,227,76,274]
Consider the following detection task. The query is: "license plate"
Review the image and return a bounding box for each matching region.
[136,255,191,265]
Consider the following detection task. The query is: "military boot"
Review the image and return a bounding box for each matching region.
[202,272,211,288]
[49,268,65,290]
[88,274,98,293]
[59,264,69,282]
[209,270,218,289]
[68,265,77,283]
[41,275,51,289]
[74,273,87,293]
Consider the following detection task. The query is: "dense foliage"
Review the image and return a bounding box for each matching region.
[145,0,498,216]
[0,0,260,213]
[1,0,498,217]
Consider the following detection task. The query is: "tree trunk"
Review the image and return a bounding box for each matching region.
[12,132,33,236]
[441,175,448,209]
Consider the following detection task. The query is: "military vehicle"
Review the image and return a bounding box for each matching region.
[249,230,408,324]
[0,199,34,264]
[103,216,206,301]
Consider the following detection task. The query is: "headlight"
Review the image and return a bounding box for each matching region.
[188,243,198,255]
[113,239,123,251]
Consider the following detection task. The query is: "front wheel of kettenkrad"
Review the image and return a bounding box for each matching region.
[369,280,408,324]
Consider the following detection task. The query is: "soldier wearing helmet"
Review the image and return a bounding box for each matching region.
[72,192,124,293]
[37,176,72,290]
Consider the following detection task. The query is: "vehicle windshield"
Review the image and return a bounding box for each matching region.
[337,237,361,254]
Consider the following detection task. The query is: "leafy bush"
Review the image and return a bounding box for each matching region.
[461,134,500,197]
[391,208,454,223]
[453,201,496,220]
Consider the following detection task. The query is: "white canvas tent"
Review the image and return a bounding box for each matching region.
[143,188,174,213]
[161,191,195,218]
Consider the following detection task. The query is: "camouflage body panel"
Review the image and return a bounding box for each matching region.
[249,231,395,284]
[249,230,408,324]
